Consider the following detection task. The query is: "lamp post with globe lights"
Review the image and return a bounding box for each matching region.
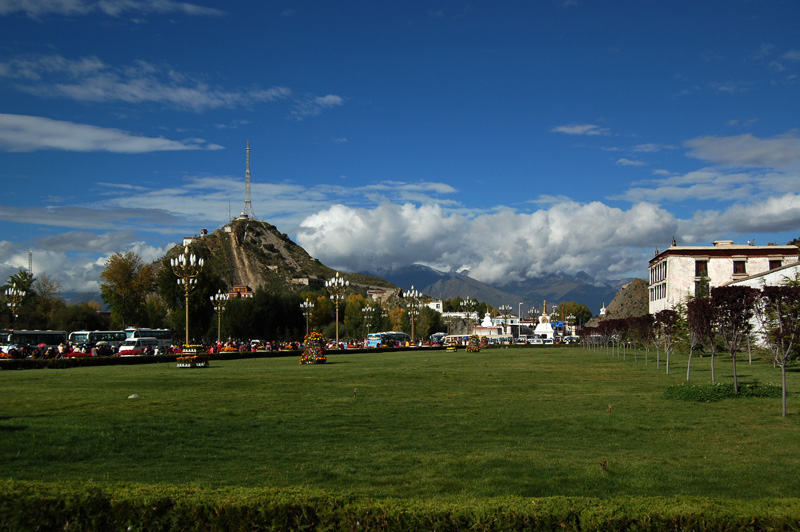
[170,246,204,346]
[404,286,421,343]
[300,298,315,337]
[498,304,513,341]
[5,283,25,324]
[210,289,229,344]
[325,272,349,347]
[460,297,476,335]
[362,305,374,342]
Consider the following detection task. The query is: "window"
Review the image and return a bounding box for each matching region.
[769,260,782,270]
[733,260,747,275]
[695,279,709,298]
[695,260,708,277]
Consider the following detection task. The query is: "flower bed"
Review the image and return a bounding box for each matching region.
[300,332,327,364]
[176,347,210,368]
[466,335,482,352]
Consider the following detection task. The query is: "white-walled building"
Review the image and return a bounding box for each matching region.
[648,240,798,314]
[726,262,800,290]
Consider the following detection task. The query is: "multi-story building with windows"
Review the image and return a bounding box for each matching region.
[648,240,798,314]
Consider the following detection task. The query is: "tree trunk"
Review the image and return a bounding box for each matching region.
[687,346,692,381]
[731,351,739,393]
[666,346,670,374]
[782,361,787,417]
[711,351,715,385]
[656,344,660,370]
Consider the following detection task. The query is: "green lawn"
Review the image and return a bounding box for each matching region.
[1,347,798,501]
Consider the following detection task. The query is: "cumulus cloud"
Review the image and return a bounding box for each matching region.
[0,0,225,18]
[297,201,677,283]
[0,114,222,152]
[297,195,800,285]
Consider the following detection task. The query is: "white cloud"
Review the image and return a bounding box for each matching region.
[551,124,611,136]
[0,113,222,152]
[685,131,800,170]
[616,158,645,167]
[291,94,344,119]
[297,201,675,283]
[0,54,292,112]
[297,195,800,285]
[0,0,225,18]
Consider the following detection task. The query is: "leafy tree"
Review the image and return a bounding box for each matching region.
[311,295,333,332]
[557,301,593,327]
[344,294,367,339]
[754,285,800,416]
[686,296,718,384]
[627,314,654,365]
[655,309,679,374]
[52,302,106,333]
[100,252,154,329]
[712,285,758,393]
[31,273,65,328]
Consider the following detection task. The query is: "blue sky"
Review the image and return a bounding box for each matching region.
[1,0,799,292]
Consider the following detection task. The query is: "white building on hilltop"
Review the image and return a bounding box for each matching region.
[648,240,798,314]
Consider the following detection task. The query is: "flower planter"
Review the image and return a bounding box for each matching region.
[300,332,327,365]
[177,353,210,368]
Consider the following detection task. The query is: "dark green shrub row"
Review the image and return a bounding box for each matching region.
[0,346,443,370]
[661,382,782,402]
[2,480,800,532]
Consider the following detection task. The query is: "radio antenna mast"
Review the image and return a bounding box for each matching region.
[240,140,255,219]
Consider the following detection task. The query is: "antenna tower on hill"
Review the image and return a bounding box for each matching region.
[240,140,255,219]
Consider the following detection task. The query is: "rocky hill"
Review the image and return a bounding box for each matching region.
[170,218,399,298]
[587,278,649,326]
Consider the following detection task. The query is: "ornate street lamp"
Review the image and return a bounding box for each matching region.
[498,304,513,341]
[362,305,374,340]
[170,245,204,346]
[325,272,349,347]
[404,286,420,343]
[460,297,476,335]
[301,298,315,337]
[5,283,25,324]
[210,289,229,344]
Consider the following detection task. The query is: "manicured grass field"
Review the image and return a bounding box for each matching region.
[1,347,798,501]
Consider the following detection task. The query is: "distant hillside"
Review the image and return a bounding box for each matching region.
[170,218,399,297]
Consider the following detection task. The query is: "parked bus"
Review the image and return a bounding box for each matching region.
[0,330,67,352]
[442,334,470,346]
[68,330,127,349]
[366,331,411,348]
[124,327,173,349]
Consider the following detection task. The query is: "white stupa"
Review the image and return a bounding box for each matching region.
[532,300,555,341]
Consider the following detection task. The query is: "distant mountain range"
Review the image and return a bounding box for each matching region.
[360,264,637,317]
[58,221,640,318]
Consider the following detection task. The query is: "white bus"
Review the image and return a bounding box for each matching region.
[124,327,173,349]
[366,331,411,348]
[68,330,127,348]
[0,330,67,352]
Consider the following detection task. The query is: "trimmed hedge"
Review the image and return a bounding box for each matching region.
[2,480,800,532]
[661,383,783,402]
[0,346,446,371]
